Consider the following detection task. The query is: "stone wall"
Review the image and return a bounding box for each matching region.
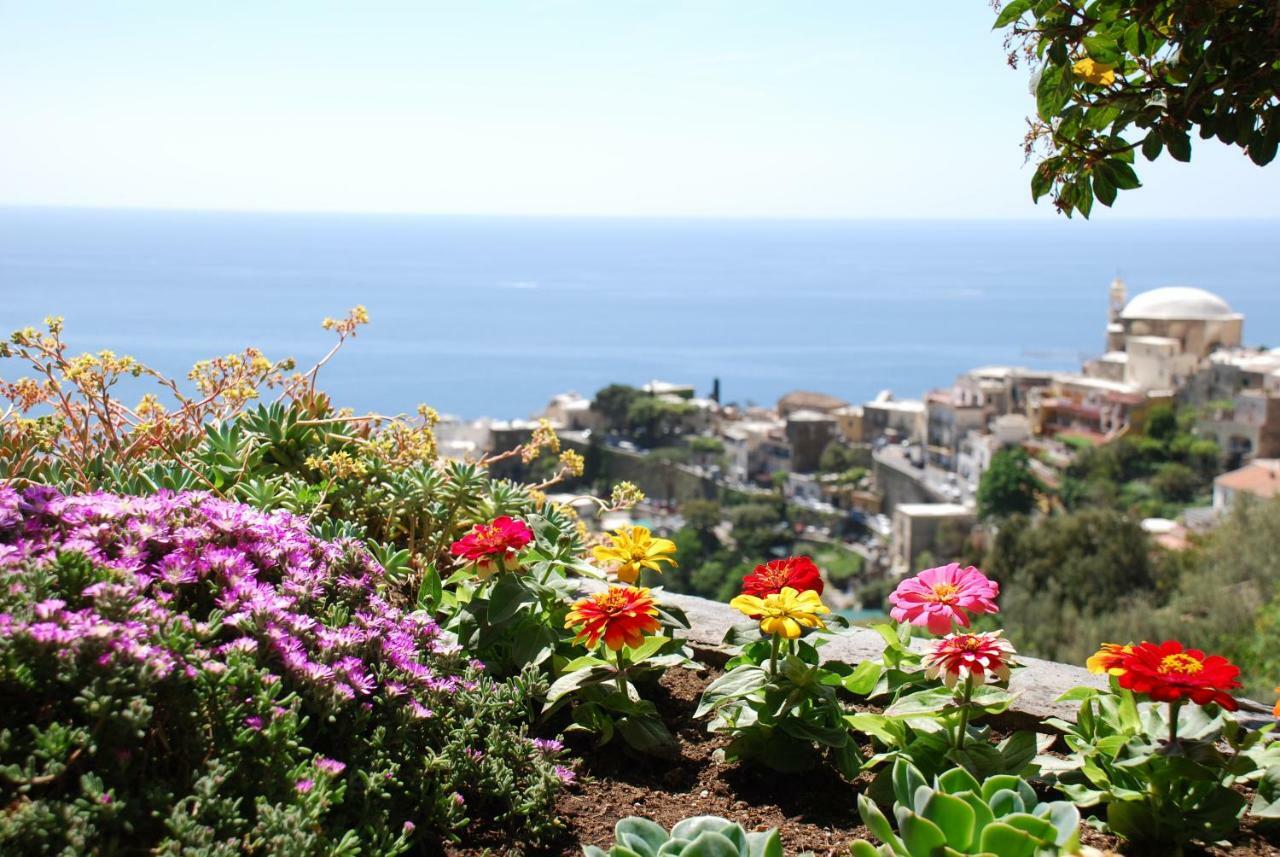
[579,582,1272,729]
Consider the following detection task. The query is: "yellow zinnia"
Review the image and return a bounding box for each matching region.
[1072,58,1117,86]
[591,525,677,584]
[730,586,829,639]
[1086,642,1132,676]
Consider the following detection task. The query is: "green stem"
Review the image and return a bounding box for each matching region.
[1168,700,1183,745]
[954,677,974,752]
[615,648,627,695]
[769,635,780,677]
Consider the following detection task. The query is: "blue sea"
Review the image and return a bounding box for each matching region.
[1,208,1277,419]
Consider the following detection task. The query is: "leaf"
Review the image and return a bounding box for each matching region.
[1035,63,1069,121]
[993,0,1033,28]
[1100,158,1141,189]
[892,758,928,808]
[614,817,668,857]
[899,813,947,856]
[856,794,905,854]
[544,666,609,708]
[744,828,784,857]
[679,831,743,857]
[997,731,1037,774]
[625,635,670,662]
[616,714,678,758]
[884,687,957,719]
[671,817,742,846]
[919,792,976,850]
[843,661,883,696]
[1092,169,1117,207]
[487,573,535,624]
[937,766,982,796]
[1163,127,1192,162]
[977,822,1039,857]
[695,665,768,718]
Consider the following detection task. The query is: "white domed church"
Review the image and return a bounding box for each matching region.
[1096,281,1244,391]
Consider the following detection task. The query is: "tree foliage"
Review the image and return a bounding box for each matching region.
[977,446,1041,519]
[995,0,1280,217]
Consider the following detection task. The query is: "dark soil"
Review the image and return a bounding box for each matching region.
[449,668,1280,857]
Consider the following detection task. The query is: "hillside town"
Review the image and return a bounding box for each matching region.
[435,280,1280,604]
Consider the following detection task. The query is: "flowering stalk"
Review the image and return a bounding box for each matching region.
[954,676,974,752]
[769,634,781,676]
[615,648,628,694]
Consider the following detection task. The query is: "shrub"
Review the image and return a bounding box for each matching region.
[0,486,568,853]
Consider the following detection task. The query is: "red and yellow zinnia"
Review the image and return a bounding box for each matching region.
[1114,640,1240,711]
[565,585,662,651]
[1086,643,1133,677]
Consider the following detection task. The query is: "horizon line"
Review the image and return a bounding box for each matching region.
[2,202,1278,223]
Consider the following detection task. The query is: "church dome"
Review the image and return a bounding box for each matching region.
[1120,286,1237,321]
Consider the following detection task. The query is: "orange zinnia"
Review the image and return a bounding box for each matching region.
[565,586,662,651]
[1086,643,1132,676]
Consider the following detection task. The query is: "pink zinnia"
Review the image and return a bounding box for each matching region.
[888,563,999,635]
[924,631,1016,688]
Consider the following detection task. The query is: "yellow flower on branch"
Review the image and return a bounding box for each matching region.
[730,586,829,639]
[1073,58,1117,86]
[592,526,677,584]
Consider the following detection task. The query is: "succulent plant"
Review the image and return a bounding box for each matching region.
[850,760,1082,857]
[584,815,803,857]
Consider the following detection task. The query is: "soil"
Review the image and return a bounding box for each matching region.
[449,668,1280,857]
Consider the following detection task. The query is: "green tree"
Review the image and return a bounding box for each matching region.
[591,383,641,431]
[982,509,1156,660]
[1152,461,1199,504]
[1145,403,1178,443]
[625,396,696,448]
[818,440,871,474]
[995,0,1280,217]
[727,502,791,559]
[976,447,1041,519]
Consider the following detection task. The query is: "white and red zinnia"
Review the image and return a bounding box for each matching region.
[888,563,999,635]
[924,631,1016,689]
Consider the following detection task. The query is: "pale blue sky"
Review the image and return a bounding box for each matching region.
[2,1,1277,218]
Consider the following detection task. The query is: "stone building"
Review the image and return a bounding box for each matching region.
[785,409,838,473]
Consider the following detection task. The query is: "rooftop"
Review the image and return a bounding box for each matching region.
[1121,286,1241,321]
[1215,459,1280,500]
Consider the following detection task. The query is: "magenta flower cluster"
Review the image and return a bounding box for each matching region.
[0,485,470,711]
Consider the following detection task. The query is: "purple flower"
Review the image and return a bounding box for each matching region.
[315,757,346,776]
[295,778,315,794]
[554,765,576,784]
[531,738,564,755]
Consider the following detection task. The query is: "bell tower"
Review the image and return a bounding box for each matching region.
[1106,276,1127,352]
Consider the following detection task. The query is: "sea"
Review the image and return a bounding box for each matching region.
[1,207,1277,419]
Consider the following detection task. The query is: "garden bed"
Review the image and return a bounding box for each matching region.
[451,667,1280,857]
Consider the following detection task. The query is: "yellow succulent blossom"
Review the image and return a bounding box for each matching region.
[592,525,677,584]
[1073,58,1116,86]
[609,481,645,510]
[559,449,586,477]
[730,586,829,640]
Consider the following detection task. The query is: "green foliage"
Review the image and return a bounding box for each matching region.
[624,396,699,449]
[1044,685,1277,849]
[995,0,1280,217]
[592,384,643,432]
[544,632,692,757]
[818,441,871,475]
[851,759,1081,856]
[981,510,1157,663]
[583,815,797,857]
[976,447,1041,519]
[697,631,860,776]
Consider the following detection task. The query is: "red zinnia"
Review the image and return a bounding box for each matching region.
[741,556,824,599]
[1116,640,1241,710]
[565,586,662,651]
[449,516,534,579]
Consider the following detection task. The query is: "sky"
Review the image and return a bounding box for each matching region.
[2,1,1278,219]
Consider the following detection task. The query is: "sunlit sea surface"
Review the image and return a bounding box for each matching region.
[2,208,1277,418]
